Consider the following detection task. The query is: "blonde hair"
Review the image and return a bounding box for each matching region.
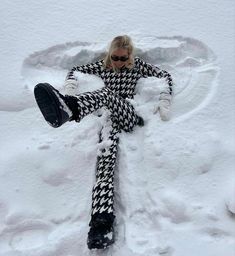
[103,35,135,71]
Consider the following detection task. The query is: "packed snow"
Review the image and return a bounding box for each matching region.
[0,1,235,256]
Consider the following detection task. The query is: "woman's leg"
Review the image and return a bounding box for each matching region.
[91,121,119,217]
[34,83,142,249]
[34,83,143,130]
[87,120,119,249]
[68,87,141,132]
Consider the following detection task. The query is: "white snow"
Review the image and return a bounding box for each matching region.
[0,1,235,255]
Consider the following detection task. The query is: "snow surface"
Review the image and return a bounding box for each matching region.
[0,1,235,255]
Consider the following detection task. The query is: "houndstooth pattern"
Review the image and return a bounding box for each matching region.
[91,123,119,216]
[65,57,173,222]
[69,88,139,220]
[73,87,139,132]
[66,57,173,99]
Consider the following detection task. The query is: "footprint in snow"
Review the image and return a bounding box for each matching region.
[0,219,52,252]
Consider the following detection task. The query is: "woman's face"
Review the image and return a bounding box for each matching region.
[110,48,129,69]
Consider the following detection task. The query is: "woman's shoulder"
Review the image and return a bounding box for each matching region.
[88,59,104,70]
[94,59,104,66]
[134,56,145,68]
[134,56,145,64]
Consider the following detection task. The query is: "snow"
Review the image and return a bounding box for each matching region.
[0,0,235,255]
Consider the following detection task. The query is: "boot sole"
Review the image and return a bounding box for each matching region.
[34,83,64,128]
[87,237,114,250]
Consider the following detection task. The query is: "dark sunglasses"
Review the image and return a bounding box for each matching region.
[111,55,129,62]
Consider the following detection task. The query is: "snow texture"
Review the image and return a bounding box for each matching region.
[0,1,235,255]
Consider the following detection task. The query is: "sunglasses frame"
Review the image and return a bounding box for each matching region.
[111,55,129,62]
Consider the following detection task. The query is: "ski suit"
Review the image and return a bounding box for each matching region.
[64,57,173,225]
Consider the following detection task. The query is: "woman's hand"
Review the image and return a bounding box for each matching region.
[154,92,172,121]
[64,79,78,96]
[154,99,171,121]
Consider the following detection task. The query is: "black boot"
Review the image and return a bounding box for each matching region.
[34,83,75,128]
[87,215,115,249]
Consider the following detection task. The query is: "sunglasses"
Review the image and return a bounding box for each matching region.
[111,55,129,62]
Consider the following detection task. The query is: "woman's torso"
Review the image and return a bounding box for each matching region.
[98,58,143,99]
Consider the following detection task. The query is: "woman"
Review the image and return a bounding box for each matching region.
[34,35,173,249]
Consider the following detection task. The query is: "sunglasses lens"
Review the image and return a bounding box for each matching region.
[111,56,119,61]
[111,55,129,62]
[120,56,128,62]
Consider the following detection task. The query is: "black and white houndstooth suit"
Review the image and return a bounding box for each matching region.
[65,57,173,225]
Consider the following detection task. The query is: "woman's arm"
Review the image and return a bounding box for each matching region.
[66,61,102,80]
[136,57,173,98]
[136,57,173,120]
[64,60,103,95]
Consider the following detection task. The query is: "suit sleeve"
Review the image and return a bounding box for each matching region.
[64,61,103,95]
[136,58,173,100]
[65,61,102,82]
